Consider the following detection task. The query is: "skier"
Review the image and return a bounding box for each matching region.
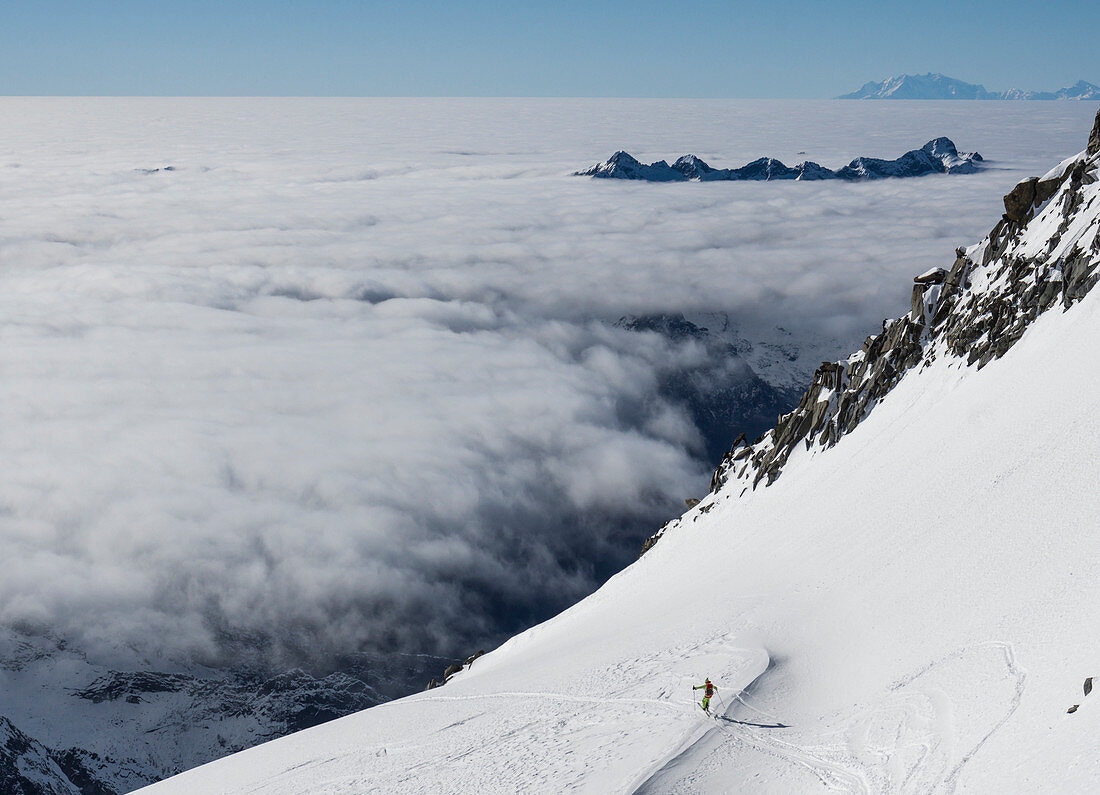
[694,677,718,714]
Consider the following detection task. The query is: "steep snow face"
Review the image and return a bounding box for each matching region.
[138,119,1100,795]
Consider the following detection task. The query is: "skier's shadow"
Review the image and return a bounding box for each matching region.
[715,715,790,729]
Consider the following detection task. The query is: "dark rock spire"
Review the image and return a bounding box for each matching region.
[1088,107,1100,157]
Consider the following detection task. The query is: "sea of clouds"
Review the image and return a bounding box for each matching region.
[0,98,1094,673]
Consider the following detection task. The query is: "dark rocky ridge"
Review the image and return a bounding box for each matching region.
[576,138,982,182]
[1,716,110,795]
[644,110,1100,552]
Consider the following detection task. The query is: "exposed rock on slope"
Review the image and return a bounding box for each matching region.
[704,110,1100,496]
[577,138,982,182]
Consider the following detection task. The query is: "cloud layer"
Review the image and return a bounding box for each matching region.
[0,98,1093,672]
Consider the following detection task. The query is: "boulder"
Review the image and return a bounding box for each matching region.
[914,267,947,285]
[1035,176,1062,204]
[1003,177,1038,224]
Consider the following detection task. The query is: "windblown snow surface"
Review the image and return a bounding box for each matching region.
[138,139,1100,792]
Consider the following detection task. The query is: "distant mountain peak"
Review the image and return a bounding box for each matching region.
[839,73,1100,100]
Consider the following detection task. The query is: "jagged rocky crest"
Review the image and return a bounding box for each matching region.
[643,110,1100,554]
[576,138,982,182]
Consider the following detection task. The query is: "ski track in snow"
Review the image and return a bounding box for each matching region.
[638,641,1026,794]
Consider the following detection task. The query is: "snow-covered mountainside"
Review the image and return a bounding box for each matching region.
[0,629,451,793]
[1,716,95,795]
[578,138,982,182]
[840,73,1100,100]
[135,111,1100,793]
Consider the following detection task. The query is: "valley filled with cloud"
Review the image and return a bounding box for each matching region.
[0,97,1092,675]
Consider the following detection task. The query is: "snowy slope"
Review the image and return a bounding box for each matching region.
[138,119,1100,794]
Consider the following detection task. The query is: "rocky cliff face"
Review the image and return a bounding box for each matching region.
[644,109,1100,552]
[1089,110,1100,158]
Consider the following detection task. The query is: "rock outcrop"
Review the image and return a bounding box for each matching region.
[1068,676,1096,714]
[425,650,486,690]
[576,139,982,182]
[643,110,1100,553]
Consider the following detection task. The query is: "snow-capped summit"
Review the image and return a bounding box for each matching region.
[581,150,682,181]
[1054,79,1100,100]
[136,111,1100,795]
[840,72,1100,100]
[839,72,996,99]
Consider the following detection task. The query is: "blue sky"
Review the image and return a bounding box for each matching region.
[1,0,1097,96]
